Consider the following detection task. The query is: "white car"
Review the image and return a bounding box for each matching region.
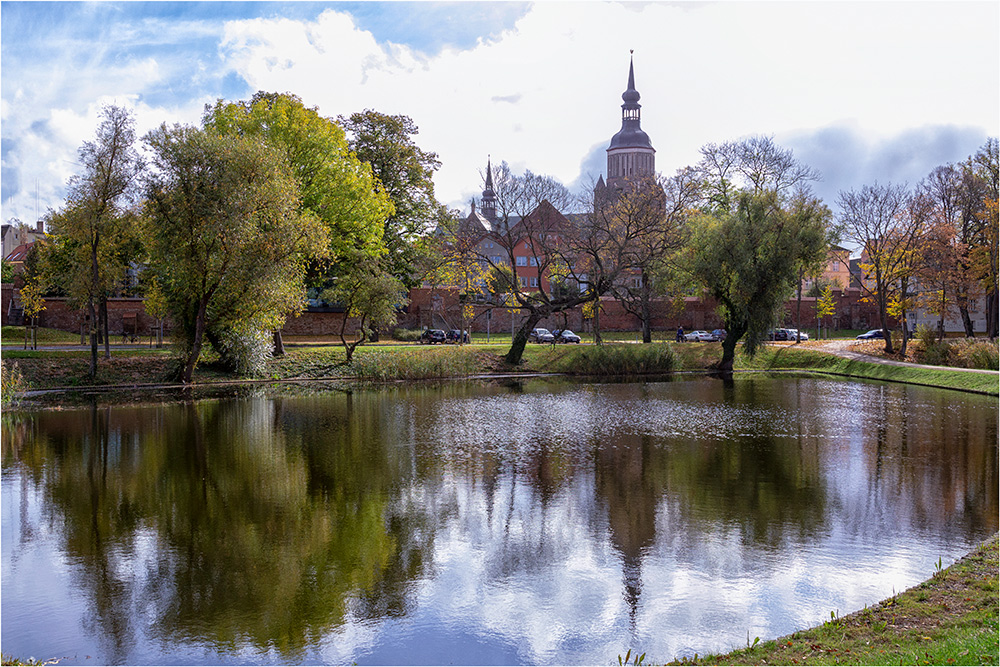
[684,330,715,342]
[786,329,809,341]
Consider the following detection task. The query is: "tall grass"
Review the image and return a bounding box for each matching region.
[551,343,678,376]
[349,346,482,381]
[950,337,1000,370]
[1,361,27,408]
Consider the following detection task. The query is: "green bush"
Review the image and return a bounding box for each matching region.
[951,338,1000,371]
[392,327,423,342]
[915,325,951,367]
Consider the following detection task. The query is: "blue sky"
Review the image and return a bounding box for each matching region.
[2,1,998,228]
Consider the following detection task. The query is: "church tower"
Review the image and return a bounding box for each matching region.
[605,52,655,190]
[481,156,497,223]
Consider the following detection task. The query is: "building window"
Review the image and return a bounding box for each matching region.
[529,256,538,267]
[520,277,529,287]
[485,241,494,248]
[516,256,527,266]
[491,255,502,264]
[530,277,539,288]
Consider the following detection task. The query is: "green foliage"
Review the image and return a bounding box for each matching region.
[619,649,646,666]
[547,342,677,375]
[392,328,423,342]
[915,325,951,366]
[215,321,273,377]
[340,109,447,286]
[203,92,392,268]
[686,190,830,370]
[142,123,323,382]
[1,259,13,284]
[349,346,481,381]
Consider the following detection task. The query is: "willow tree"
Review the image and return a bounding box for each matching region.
[143,124,326,383]
[687,190,830,371]
[204,93,393,352]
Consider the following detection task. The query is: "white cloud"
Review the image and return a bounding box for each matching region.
[2,1,997,224]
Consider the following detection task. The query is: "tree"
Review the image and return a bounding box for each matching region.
[965,138,999,337]
[19,277,45,350]
[589,170,698,343]
[204,93,394,351]
[1,258,13,284]
[340,110,448,287]
[815,284,837,340]
[837,182,923,354]
[686,190,830,371]
[321,249,407,363]
[142,124,325,383]
[452,160,595,364]
[48,105,142,378]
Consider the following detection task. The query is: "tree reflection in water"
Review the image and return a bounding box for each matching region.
[1,376,996,665]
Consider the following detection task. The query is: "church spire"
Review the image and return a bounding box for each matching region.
[605,51,655,189]
[481,156,497,222]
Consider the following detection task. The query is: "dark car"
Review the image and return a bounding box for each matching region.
[529,328,555,343]
[419,329,446,344]
[446,329,469,343]
[768,329,790,341]
[556,329,582,343]
[856,329,886,340]
[710,329,727,341]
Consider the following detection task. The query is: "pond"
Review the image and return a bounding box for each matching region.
[2,375,997,665]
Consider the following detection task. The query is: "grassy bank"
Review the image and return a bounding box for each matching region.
[667,535,998,666]
[3,340,997,396]
[743,345,999,395]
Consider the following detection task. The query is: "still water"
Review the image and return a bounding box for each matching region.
[2,375,997,665]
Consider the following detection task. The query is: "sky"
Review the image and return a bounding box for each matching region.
[2,1,998,229]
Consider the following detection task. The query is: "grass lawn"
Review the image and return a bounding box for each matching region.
[667,536,998,666]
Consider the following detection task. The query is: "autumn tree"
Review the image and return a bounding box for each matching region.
[46,105,142,378]
[142,124,325,383]
[837,182,924,354]
[340,110,448,287]
[588,170,698,343]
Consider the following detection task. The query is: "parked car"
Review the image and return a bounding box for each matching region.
[786,328,809,341]
[856,329,886,340]
[768,329,790,341]
[529,328,555,343]
[446,329,469,343]
[419,329,446,344]
[556,329,582,343]
[684,330,715,342]
[710,329,727,341]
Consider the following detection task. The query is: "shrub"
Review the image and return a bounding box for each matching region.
[215,324,273,377]
[558,343,677,376]
[392,327,423,342]
[951,338,1000,371]
[350,347,481,381]
[914,325,951,367]
[1,361,27,408]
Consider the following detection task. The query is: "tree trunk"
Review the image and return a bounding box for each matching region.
[717,323,746,372]
[959,306,975,337]
[640,273,652,344]
[593,302,603,346]
[795,281,803,343]
[88,299,98,380]
[182,298,209,384]
[503,311,542,365]
[101,297,111,359]
[987,292,998,339]
[272,330,285,357]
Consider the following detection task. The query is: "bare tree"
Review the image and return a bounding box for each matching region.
[837,182,923,354]
[699,135,820,208]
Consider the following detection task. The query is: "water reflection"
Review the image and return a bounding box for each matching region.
[1,376,996,665]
